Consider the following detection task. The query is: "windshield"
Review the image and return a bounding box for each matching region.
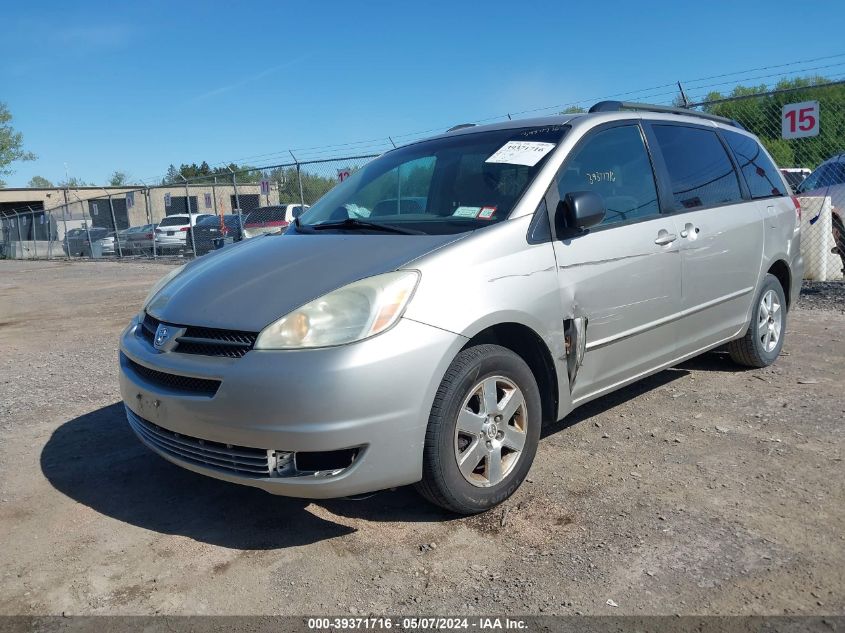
[797,161,845,192]
[296,126,568,235]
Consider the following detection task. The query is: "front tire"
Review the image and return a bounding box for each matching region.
[415,344,542,514]
[727,274,787,368]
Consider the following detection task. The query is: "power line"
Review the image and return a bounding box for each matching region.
[137,53,845,183]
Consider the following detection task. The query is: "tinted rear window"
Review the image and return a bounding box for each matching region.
[196,215,222,226]
[652,125,742,210]
[723,131,785,198]
[158,216,189,227]
[249,207,286,223]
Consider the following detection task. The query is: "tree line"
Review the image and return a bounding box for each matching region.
[702,75,844,169]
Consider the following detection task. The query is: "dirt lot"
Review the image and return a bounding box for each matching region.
[0,260,843,616]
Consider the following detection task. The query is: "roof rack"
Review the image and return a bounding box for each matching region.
[446,123,476,132]
[588,101,744,129]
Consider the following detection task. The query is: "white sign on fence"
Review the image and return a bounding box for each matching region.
[260,179,270,195]
[92,203,99,216]
[782,100,819,139]
[164,192,171,208]
[126,191,135,209]
[337,168,352,182]
[204,192,212,209]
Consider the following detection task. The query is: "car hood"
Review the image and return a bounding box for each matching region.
[146,232,464,331]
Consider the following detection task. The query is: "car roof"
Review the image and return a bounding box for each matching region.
[421,108,749,146]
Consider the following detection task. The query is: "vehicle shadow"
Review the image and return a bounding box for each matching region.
[675,349,754,373]
[541,365,689,438]
[41,351,749,545]
[541,349,752,438]
[40,403,360,550]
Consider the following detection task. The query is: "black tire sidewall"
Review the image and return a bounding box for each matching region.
[751,275,787,365]
[431,346,542,513]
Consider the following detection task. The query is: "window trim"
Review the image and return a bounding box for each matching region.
[541,120,665,240]
[642,120,748,216]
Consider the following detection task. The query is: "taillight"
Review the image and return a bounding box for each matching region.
[221,226,229,235]
[791,195,802,222]
[179,227,189,232]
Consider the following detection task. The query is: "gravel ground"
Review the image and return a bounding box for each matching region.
[0,260,843,616]
[799,280,845,313]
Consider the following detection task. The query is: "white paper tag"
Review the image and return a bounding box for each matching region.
[453,206,481,218]
[485,141,556,167]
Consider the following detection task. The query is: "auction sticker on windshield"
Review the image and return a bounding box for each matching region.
[453,206,481,218]
[485,141,556,166]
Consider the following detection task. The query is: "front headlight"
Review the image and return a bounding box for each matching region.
[137,264,186,319]
[255,270,420,349]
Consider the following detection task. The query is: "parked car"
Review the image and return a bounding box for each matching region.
[795,153,845,274]
[154,214,214,253]
[187,214,246,256]
[125,223,157,255]
[117,226,142,253]
[120,102,802,514]
[63,226,115,257]
[242,204,308,238]
[780,167,811,190]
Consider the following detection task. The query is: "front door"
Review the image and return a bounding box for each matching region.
[548,123,683,403]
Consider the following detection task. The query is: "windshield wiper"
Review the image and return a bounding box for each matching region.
[307,218,425,235]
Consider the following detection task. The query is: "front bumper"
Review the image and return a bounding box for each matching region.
[119,317,465,498]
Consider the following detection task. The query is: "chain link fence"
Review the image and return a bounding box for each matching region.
[0,154,377,262]
[2,83,844,279]
[695,80,845,280]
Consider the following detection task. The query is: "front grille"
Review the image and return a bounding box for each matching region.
[122,353,221,396]
[141,313,257,358]
[140,313,157,344]
[125,406,272,476]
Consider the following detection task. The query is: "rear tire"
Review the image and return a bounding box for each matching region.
[415,344,541,514]
[727,274,787,368]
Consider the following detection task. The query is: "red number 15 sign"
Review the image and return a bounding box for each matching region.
[782,100,819,139]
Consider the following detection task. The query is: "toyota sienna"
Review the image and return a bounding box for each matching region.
[119,102,803,514]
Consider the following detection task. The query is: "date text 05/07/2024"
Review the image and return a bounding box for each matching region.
[306,617,528,631]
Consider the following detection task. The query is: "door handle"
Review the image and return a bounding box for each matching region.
[654,232,677,245]
[680,222,699,239]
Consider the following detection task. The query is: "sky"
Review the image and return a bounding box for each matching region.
[2,0,845,187]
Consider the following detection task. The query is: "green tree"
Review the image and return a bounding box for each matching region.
[560,105,586,114]
[702,75,845,169]
[162,164,180,185]
[1,102,36,187]
[108,170,130,186]
[58,176,90,188]
[162,160,264,184]
[28,175,53,188]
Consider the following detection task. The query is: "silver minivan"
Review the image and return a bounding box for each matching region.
[119,102,803,514]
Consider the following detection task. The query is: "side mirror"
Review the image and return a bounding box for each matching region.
[555,191,606,234]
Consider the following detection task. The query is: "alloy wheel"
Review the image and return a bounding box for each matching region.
[453,376,527,487]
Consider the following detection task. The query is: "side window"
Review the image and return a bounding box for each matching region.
[723,131,785,198]
[556,125,659,227]
[652,125,742,210]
